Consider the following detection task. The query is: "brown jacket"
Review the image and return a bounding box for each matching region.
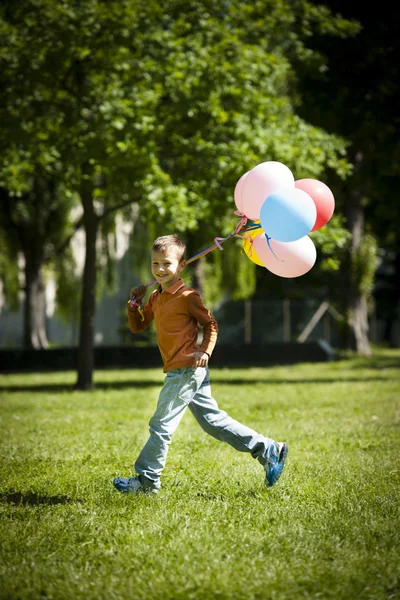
[127,279,218,372]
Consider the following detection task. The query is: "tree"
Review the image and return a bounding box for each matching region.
[0,3,80,348]
[0,0,156,374]
[128,0,356,302]
[0,177,76,348]
[298,0,399,354]
[0,0,358,387]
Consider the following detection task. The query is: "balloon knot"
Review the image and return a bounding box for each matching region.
[214,237,226,251]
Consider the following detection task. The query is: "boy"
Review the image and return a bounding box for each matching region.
[114,234,288,494]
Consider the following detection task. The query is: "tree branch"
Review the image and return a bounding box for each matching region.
[54,215,84,256]
[100,198,137,220]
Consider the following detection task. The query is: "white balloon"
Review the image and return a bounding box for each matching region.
[241,161,295,220]
[253,234,317,278]
[234,171,249,213]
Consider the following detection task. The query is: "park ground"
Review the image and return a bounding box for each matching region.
[0,348,399,600]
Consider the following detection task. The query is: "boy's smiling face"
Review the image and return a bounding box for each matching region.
[151,246,185,290]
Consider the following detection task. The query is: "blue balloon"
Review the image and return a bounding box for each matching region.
[260,187,317,242]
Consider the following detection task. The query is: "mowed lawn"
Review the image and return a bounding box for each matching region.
[0,349,399,600]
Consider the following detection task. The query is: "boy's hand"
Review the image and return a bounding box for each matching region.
[193,351,209,368]
[130,285,147,302]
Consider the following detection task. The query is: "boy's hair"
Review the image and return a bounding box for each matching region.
[152,235,186,262]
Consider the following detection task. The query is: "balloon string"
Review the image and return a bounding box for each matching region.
[130,214,259,306]
[130,221,280,321]
[266,234,284,262]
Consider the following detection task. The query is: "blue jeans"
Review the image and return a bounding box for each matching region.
[135,367,274,490]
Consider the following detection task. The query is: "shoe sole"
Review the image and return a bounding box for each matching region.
[265,443,288,487]
[113,478,158,494]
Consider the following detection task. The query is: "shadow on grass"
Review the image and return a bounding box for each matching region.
[349,357,400,370]
[0,380,162,393]
[0,373,398,393]
[0,491,84,506]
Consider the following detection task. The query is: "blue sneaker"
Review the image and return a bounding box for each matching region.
[113,476,158,494]
[264,442,288,487]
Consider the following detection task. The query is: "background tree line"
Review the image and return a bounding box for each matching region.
[0,0,398,389]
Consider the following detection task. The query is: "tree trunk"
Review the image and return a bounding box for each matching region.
[1,184,50,349]
[342,180,372,356]
[382,249,400,347]
[76,182,98,390]
[23,254,48,349]
[350,294,371,355]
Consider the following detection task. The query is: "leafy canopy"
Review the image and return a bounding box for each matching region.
[0,0,358,309]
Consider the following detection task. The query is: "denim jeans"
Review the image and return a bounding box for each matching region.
[135,366,274,490]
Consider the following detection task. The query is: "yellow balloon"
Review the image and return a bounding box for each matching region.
[242,223,265,266]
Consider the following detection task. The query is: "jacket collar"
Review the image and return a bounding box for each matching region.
[157,279,185,295]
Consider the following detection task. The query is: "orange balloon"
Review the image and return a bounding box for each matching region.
[243,223,265,266]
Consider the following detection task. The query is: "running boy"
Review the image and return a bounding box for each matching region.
[114,234,288,494]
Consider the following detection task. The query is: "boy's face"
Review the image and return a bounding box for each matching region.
[151,246,185,290]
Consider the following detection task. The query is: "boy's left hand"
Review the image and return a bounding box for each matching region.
[193,351,209,368]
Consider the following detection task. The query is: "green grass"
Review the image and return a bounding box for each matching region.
[0,349,399,600]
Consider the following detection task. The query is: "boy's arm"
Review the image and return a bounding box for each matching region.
[187,292,218,357]
[127,296,154,333]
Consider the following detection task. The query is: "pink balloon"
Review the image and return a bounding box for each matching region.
[241,161,295,220]
[295,179,335,231]
[253,234,317,278]
[234,172,249,213]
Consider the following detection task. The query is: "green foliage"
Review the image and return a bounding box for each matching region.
[127,214,159,287]
[0,0,359,322]
[298,2,400,253]
[97,210,119,294]
[151,0,355,219]
[53,248,81,323]
[201,239,257,308]
[309,213,351,271]
[351,233,379,297]
[220,238,257,301]
[0,232,19,310]
[203,255,224,308]
[0,350,399,599]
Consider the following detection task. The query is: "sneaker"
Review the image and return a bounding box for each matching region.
[264,442,288,487]
[113,476,158,494]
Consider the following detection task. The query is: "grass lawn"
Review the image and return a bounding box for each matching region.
[0,348,399,600]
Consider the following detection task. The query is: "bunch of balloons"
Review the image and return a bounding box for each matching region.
[234,161,335,278]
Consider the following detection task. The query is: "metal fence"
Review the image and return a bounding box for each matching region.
[0,297,397,349]
[212,299,344,346]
